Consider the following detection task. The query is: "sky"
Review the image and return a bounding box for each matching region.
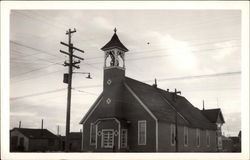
[9,10,241,136]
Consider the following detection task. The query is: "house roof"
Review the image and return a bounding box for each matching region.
[201,108,225,123]
[11,128,58,139]
[101,32,129,52]
[124,77,217,130]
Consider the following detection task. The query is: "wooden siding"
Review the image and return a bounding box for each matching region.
[158,122,217,152]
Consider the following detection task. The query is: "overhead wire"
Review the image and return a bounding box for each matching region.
[10,49,63,65]
[10,70,240,100]
[10,88,67,101]
[9,11,240,88]
[10,40,240,81]
[10,40,63,59]
[86,45,240,65]
[11,63,63,78]
[71,88,98,96]
[12,11,67,30]
[84,38,240,61]
[11,68,67,84]
[12,10,241,62]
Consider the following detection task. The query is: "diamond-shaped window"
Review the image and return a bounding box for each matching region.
[106,98,111,104]
[107,79,112,85]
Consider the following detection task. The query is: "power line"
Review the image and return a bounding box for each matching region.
[13,11,105,44]
[10,71,240,100]
[10,41,63,59]
[150,14,240,36]
[11,68,66,84]
[10,88,67,101]
[11,63,63,78]
[84,38,240,61]
[147,71,241,83]
[10,42,240,84]
[87,45,240,65]
[10,48,45,58]
[13,11,67,30]
[71,88,98,96]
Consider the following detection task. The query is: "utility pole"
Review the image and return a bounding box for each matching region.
[41,119,43,129]
[19,121,21,128]
[60,28,84,152]
[174,88,181,152]
[175,111,178,152]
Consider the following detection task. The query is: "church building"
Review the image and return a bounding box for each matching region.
[79,29,225,152]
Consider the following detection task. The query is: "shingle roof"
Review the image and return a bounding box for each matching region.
[101,33,129,52]
[201,109,225,123]
[125,77,217,130]
[12,128,58,139]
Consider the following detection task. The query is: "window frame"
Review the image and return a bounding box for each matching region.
[138,120,147,145]
[184,126,188,147]
[101,129,114,148]
[89,123,96,145]
[170,124,176,146]
[196,128,200,147]
[206,130,210,147]
[120,129,128,148]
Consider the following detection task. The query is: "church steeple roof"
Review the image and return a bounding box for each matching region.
[101,28,129,52]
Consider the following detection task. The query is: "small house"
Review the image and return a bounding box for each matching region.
[10,128,59,152]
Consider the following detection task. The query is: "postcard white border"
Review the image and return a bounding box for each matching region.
[1,1,249,160]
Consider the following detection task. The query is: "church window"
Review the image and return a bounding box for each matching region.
[206,130,210,147]
[171,124,176,146]
[121,129,128,148]
[90,123,96,145]
[184,126,188,146]
[196,128,200,147]
[138,120,146,145]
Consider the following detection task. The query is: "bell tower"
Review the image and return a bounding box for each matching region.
[101,28,128,69]
[101,28,129,117]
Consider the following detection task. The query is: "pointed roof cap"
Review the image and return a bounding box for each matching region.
[101,28,129,52]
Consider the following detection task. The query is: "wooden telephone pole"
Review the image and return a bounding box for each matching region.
[60,28,84,152]
[174,88,181,152]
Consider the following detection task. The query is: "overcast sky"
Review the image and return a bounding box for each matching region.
[10,10,241,136]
